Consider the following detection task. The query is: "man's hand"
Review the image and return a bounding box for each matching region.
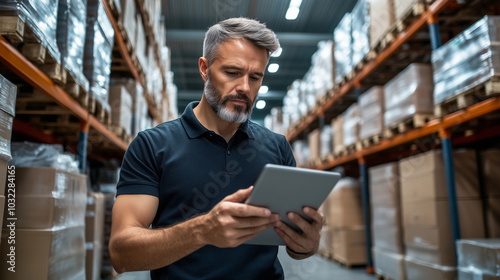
[274,207,324,259]
[199,186,280,248]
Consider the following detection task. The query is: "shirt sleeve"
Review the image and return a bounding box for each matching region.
[279,134,297,167]
[116,131,160,197]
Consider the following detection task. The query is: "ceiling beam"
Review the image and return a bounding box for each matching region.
[166,30,332,45]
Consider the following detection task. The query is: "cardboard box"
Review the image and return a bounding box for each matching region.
[483,150,500,196]
[486,197,500,238]
[405,257,457,280]
[402,199,484,228]
[370,163,400,208]
[0,226,86,280]
[372,206,404,253]
[86,241,103,280]
[85,193,106,244]
[399,150,479,200]
[14,167,87,229]
[372,247,406,280]
[458,268,500,280]
[369,0,396,48]
[332,116,344,155]
[394,0,424,20]
[332,226,367,265]
[457,239,500,276]
[326,181,365,227]
[308,129,321,161]
[109,85,133,135]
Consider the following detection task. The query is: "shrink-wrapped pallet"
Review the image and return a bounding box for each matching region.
[457,239,500,280]
[351,0,370,67]
[384,63,434,127]
[109,84,133,136]
[369,0,396,47]
[343,103,360,146]
[332,116,344,155]
[84,0,115,111]
[0,0,61,63]
[120,0,137,48]
[334,13,352,83]
[360,86,384,140]
[320,125,333,158]
[432,16,500,105]
[57,0,89,92]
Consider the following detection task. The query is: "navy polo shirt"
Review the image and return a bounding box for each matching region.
[117,101,296,280]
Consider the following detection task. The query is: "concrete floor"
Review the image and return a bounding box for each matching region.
[115,246,376,280]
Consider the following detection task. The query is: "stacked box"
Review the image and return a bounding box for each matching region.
[84,0,115,111]
[56,0,89,93]
[109,85,133,136]
[343,103,360,147]
[394,0,423,20]
[384,64,434,127]
[320,125,332,158]
[334,13,352,83]
[399,150,485,277]
[482,150,500,238]
[432,16,500,106]
[0,167,87,280]
[308,129,321,162]
[351,0,370,67]
[292,140,309,167]
[308,40,335,102]
[0,0,61,64]
[457,239,500,280]
[136,13,147,71]
[369,0,396,47]
[120,0,137,49]
[332,116,344,155]
[324,178,367,265]
[405,258,457,280]
[369,162,406,279]
[359,86,384,140]
[85,193,105,280]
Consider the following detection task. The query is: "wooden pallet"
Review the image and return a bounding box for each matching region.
[360,134,382,149]
[110,125,133,144]
[0,16,25,43]
[63,72,89,108]
[434,76,500,117]
[88,96,111,126]
[384,113,434,138]
[331,255,365,269]
[342,143,358,155]
[395,0,427,33]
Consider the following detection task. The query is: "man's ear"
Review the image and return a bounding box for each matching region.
[199,57,209,82]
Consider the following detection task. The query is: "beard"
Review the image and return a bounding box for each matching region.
[204,70,255,123]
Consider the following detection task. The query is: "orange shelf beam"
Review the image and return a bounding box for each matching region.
[0,35,128,151]
[315,96,500,170]
[286,0,454,142]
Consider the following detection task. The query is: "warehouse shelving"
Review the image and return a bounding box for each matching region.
[285,0,500,273]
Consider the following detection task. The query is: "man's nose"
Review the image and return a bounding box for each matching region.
[236,75,251,93]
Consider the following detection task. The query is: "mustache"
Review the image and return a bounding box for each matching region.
[222,93,252,107]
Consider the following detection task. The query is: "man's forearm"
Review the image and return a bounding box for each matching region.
[110,215,207,273]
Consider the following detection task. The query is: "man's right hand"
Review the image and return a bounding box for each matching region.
[199,186,280,248]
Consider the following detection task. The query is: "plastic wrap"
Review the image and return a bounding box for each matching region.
[0,74,17,117]
[309,40,335,101]
[370,0,396,48]
[394,0,420,20]
[432,16,500,105]
[384,63,434,127]
[136,13,147,70]
[109,85,133,135]
[57,0,89,92]
[405,257,457,280]
[292,140,309,167]
[334,13,352,83]
[10,142,79,173]
[84,0,114,110]
[120,0,136,48]
[332,115,344,154]
[0,110,13,160]
[351,0,370,67]
[372,207,404,253]
[369,162,400,208]
[320,125,332,158]
[457,239,500,277]
[0,0,61,64]
[360,86,384,139]
[373,248,406,280]
[343,103,360,146]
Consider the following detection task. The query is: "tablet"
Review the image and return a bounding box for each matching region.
[244,164,341,246]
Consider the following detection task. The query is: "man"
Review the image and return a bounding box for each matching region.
[110,17,324,279]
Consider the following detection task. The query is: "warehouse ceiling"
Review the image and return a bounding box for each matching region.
[162,0,358,124]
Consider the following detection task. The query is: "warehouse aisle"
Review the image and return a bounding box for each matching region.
[114,246,375,279]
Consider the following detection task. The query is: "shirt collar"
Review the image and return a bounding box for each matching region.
[180,101,254,139]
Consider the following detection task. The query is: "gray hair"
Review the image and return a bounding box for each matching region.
[203,17,280,65]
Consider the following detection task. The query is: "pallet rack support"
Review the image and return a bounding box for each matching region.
[428,15,442,50]
[440,128,461,262]
[78,121,90,174]
[358,156,373,274]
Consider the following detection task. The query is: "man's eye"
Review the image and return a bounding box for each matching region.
[250,76,260,81]
[226,72,238,76]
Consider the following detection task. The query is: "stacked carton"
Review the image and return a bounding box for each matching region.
[324,178,366,266]
[84,0,115,112]
[332,116,344,155]
[457,239,500,279]
[120,0,137,49]
[320,125,333,159]
[359,86,384,140]
[384,64,434,128]
[0,75,17,247]
[343,103,360,147]
[109,84,133,136]
[85,193,106,280]
[334,13,352,83]
[0,166,87,279]
[370,162,406,279]
[369,0,396,47]
[399,150,486,278]
[351,0,369,67]
[482,150,500,238]
[308,129,321,162]
[394,0,424,20]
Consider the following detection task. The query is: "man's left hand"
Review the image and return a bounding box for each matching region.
[274,207,324,259]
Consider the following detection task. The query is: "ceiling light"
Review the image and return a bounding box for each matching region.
[256,100,266,109]
[271,47,282,57]
[259,86,269,94]
[268,63,279,73]
[285,7,300,20]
